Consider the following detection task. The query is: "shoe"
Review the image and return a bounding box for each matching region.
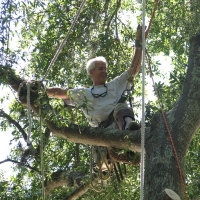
[128,121,140,131]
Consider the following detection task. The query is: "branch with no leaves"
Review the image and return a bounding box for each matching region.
[106,0,121,32]
[0,158,40,172]
[0,109,28,141]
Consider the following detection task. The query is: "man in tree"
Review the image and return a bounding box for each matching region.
[46,25,143,173]
[46,25,143,131]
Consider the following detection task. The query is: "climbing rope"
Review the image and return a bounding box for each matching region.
[145,0,159,39]
[23,1,86,197]
[41,0,86,82]
[139,0,188,198]
[140,0,146,199]
[26,81,32,145]
[19,80,45,198]
[138,0,160,199]
[39,93,45,200]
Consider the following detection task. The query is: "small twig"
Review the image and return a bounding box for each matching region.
[0,109,27,141]
[0,158,40,173]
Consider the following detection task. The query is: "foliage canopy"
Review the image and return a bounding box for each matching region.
[0,0,200,199]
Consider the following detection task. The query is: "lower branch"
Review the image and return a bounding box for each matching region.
[45,170,87,195]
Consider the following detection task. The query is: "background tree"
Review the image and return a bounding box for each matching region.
[0,0,200,199]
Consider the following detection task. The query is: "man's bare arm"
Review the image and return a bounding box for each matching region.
[127,24,144,77]
[127,47,142,77]
[46,87,69,99]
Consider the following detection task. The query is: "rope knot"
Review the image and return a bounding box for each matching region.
[18,80,43,106]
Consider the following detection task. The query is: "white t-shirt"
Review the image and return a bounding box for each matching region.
[65,71,132,127]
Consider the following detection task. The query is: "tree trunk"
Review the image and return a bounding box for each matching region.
[145,113,183,200]
[144,30,200,199]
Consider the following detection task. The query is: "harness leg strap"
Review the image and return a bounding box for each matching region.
[114,108,135,130]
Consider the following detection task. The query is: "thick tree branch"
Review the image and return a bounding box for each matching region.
[36,92,144,151]
[31,92,143,151]
[45,122,143,152]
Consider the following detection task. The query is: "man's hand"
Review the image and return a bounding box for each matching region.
[135,24,146,47]
[136,24,142,41]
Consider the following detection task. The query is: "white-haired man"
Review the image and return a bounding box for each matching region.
[47,26,143,130]
[46,26,143,174]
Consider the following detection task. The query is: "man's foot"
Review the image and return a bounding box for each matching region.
[128,121,140,130]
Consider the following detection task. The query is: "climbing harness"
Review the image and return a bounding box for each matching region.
[108,148,140,165]
[89,144,135,191]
